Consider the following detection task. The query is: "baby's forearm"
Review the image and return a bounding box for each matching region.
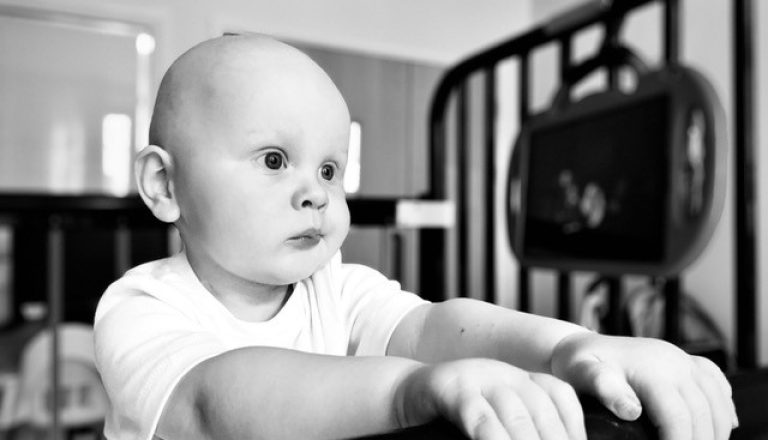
[391,298,589,373]
[157,347,428,440]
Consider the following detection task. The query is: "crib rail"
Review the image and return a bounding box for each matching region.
[422,0,759,369]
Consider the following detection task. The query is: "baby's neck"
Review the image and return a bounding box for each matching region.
[212,283,292,322]
[185,252,292,322]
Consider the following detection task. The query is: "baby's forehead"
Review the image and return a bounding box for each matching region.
[183,36,313,85]
[197,39,341,105]
[152,35,347,149]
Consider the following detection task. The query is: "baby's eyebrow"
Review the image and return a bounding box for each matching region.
[244,128,279,140]
[331,148,349,161]
[243,130,286,151]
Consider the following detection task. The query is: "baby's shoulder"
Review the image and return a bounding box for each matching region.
[95,253,199,320]
[122,252,187,281]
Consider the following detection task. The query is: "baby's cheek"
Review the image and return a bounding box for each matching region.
[332,201,351,242]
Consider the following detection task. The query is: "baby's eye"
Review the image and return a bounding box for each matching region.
[264,152,284,170]
[255,150,287,171]
[320,163,336,181]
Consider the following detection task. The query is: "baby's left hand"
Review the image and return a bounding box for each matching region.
[551,332,737,440]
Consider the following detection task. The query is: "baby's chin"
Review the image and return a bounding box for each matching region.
[264,268,318,286]
[256,253,333,285]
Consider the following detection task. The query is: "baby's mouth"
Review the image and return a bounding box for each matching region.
[287,228,324,247]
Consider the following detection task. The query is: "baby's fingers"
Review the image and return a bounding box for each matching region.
[498,375,568,440]
[484,390,541,440]
[636,383,692,440]
[680,383,714,440]
[570,359,642,420]
[530,373,586,440]
[454,393,512,440]
[693,369,736,439]
[694,356,738,428]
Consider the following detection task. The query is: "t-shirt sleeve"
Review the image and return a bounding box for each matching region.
[334,257,429,356]
[94,279,226,440]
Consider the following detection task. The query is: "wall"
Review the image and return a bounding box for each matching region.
[0,0,529,88]
[0,13,138,194]
[758,0,767,366]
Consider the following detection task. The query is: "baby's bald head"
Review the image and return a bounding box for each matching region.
[148,34,345,154]
[138,34,352,289]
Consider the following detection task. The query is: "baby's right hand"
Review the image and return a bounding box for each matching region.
[397,359,587,440]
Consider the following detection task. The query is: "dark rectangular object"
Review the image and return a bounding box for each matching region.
[347,198,398,225]
[523,96,669,262]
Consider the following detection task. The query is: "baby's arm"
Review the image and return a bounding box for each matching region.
[156,347,419,439]
[155,345,585,440]
[388,298,588,372]
[389,298,737,440]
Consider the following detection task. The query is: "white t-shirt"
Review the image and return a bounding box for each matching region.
[93,251,428,440]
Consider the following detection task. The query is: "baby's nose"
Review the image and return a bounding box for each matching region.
[293,179,329,211]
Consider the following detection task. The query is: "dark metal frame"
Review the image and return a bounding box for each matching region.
[421,0,759,369]
[733,0,757,370]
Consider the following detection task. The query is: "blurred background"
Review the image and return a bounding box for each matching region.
[0,0,766,438]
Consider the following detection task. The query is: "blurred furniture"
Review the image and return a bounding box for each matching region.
[0,194,167,439]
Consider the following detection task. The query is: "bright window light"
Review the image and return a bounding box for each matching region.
[344,121,362,194]
[135,33,156,56]
[102,113,132,196]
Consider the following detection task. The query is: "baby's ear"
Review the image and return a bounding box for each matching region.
[135,145,180,223]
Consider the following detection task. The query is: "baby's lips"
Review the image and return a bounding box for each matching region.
[289,227,322,240]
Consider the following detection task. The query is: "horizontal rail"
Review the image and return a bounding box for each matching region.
[0,194,451,228]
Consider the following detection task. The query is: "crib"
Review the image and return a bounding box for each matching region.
[413,0,765,438]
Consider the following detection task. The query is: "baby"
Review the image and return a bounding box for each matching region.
[94,34,737,440]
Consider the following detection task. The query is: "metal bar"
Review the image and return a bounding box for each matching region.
[391,230,403,283]
[484,66,497,303]
[429,109,449,199]
[556,37,573,317]
[606,277,623,335]
[115,217,131,276]
[519,267,531,312]
[456,84,470,297]
[544,0,613,35]
[559,36,572,86]
[0,193,148,214]
[663,277,681,344]
[664,0,680,65]
[0,195,406,227]
[557,272,572,321]
[47,217,63,440]
[604,14,622,89]
[517,52,531,311]
[418,229,446,302]
[733,0,757,369]
[519,52,531,122]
